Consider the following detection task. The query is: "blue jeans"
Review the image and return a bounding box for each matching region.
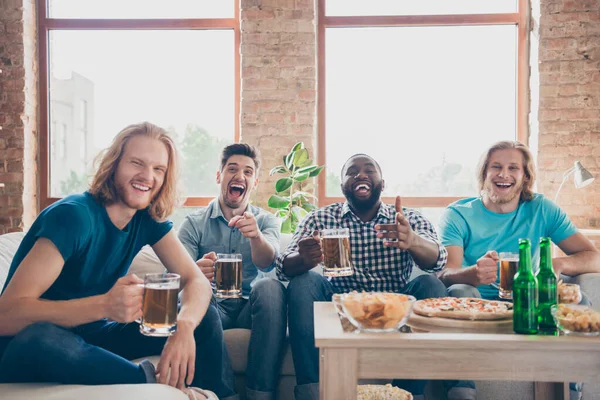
[287,271,447,400]
[213,278,287,400]
[0,304,238,399]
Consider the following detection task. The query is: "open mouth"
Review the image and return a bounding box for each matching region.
[131,182,151,193]
[353,182,371,196]
[494,182,514,190]
[228,182,246,200]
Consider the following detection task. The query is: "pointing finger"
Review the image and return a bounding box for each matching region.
[395,195,404,217]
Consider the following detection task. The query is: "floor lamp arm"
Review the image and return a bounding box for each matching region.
[554,167,575,203]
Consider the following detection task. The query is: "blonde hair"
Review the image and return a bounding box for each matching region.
[477,140,536,202]
[89,122,181,220]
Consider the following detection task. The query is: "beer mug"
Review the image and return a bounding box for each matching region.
[138,273,180,337]
[320,228,354,277]
[498,252,519,300]
[215,253,243,298]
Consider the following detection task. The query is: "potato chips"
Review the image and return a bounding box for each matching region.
[341,291,415,330]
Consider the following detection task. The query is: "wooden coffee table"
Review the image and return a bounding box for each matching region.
[314,301,600,400]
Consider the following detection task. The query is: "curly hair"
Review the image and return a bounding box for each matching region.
[89,122,181,220]
[477,140,536,202]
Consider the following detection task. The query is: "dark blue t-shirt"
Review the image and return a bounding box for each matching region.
[1,192,173,301]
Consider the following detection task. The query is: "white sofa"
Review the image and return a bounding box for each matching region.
[2,231,600,399]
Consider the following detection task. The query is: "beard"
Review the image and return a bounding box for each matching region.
[114,179,153,210]
[483,181,522,204]
[342,182,384,213]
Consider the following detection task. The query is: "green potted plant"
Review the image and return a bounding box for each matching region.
[267,142,324,233]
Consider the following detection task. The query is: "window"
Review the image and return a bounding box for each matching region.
[40,0,239,209]
[318,0,529,208]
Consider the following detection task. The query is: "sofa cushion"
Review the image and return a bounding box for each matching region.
[129,245,167,277]
[0,383,187,400]
[0,232,25,289]
[222,329,295,376]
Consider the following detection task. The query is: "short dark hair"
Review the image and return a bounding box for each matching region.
[220,143,261,172]
[341,153,382,178]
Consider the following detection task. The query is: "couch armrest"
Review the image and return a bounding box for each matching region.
[568,273,600,306]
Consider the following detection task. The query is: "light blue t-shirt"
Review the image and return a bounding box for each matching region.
[439,193,577,299]
[177,199,281,297]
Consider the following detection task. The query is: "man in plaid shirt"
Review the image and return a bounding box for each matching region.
[276,154,448,400]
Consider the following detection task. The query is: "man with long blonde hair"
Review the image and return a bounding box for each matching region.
[437,140,599,400]
[0,122,238,400]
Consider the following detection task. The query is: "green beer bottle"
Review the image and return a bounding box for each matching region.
[513,238,538,334]
[536,237,558,335]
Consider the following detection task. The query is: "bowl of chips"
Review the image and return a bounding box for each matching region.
[339,291,416,333]
[551,304,600,336]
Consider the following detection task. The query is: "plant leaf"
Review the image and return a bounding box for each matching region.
[269,165,287,176]
[302,202,318,212]
[268,195,290,209]
[292,149,309,168]
[292,191,317,200]
[291,142,304,152]
[293,172,310,182]
[285,151,295,170]
[281,216,293,234]
[292,206,308,222]
[275,177,293,192]
[296,165,318,174]
[308,165,324,177]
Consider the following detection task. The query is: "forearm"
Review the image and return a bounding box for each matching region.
[250,233,276,270]
[437,266,477,287]
[177,278,212,329]
[554,250,600,276]
[282,253,314,277]
[0,295,107,336]
[408,236,443,270]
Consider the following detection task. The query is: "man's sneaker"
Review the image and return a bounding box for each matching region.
[182,387,219,400]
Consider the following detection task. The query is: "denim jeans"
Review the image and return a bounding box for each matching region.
[0,304,238,400]
[287,271,447,400]
[213,278,287,400]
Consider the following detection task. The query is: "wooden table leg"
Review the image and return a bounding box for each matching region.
[320,348,358,400]
[534,382,569,400]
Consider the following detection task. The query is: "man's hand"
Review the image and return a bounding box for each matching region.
[298,231,323,268]
[156,322,196,390]
[229,212,260,239]
[196,252,217,282]
[374,196,416,250]
[103,274,144,323]
[473,251,499,286]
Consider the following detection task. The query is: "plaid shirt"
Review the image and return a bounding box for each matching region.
[276,202,447,294]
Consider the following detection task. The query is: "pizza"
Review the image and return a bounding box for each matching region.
[412,297,513,321]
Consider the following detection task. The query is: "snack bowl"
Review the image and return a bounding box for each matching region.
[551,304,600,336]
[558,282,582,304]
[338,291,416,333]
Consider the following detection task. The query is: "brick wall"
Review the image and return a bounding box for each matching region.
[240,0,317,206]
[0,0,38,234]
[1,0,598,232]
[536,0,600,228]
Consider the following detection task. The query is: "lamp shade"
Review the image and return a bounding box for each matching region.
[574,161,594,189]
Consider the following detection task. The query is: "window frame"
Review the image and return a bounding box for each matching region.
[317,0,530,208]
[37,0,240,210]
